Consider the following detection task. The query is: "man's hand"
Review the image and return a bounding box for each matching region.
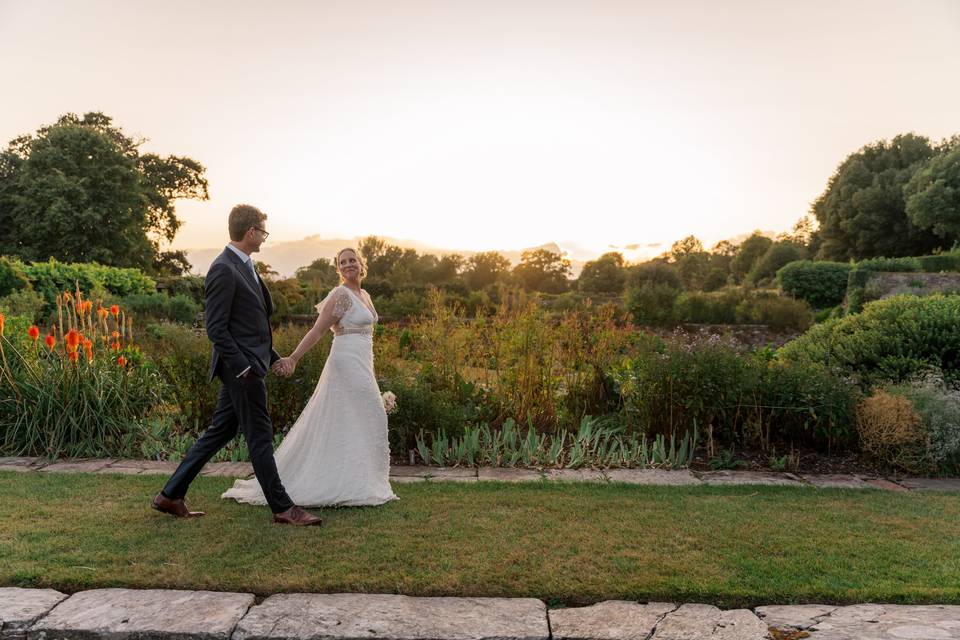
[272,357,297,377]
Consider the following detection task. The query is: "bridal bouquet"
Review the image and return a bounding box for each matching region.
[381,390,397,415]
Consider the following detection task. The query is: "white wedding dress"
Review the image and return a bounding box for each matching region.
[222,285,398,507]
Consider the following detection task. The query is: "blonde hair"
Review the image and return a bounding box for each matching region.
[335,247,367,281]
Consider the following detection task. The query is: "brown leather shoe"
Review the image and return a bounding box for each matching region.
[273,505,322,526]
[152,493,205,518]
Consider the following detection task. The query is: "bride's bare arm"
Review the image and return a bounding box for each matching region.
[290,303,339,363]
[273,294,343,376]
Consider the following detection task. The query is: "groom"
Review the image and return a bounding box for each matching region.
[152,204,321,526]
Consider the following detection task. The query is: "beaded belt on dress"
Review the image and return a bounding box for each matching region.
[334,328,373,336]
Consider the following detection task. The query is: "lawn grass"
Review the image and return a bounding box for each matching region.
[1,470,959,607]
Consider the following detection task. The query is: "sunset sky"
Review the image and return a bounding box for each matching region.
[2,0,959,262]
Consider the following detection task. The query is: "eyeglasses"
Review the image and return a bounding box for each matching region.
[251,227,269,239]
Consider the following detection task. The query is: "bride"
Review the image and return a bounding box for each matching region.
[222,248,399,507]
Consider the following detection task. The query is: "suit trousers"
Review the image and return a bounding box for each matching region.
[161,368,294,514]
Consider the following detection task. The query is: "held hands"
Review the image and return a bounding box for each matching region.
[271,356,297,378]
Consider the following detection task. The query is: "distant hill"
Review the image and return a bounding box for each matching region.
[185,236,588,278]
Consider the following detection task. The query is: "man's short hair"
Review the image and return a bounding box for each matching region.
[228,204,267,241]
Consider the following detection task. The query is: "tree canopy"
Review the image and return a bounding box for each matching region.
[811,133,942,261]
[513,248,571,293]
[904,140,960,242]
[0,112,208,274]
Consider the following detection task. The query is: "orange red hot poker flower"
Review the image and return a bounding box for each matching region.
[28,326,40,341]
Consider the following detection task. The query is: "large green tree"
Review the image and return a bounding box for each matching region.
[513,248,571,293]
[729,232,772,283]
[669,235,710,290]
[463,251,511,289]
[812,133,942,261]
[0,112,208,274]
[904,140,960,242]
[578,252,626,294]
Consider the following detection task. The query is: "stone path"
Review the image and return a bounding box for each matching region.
[3,457,960,492]
[3,588,959,639]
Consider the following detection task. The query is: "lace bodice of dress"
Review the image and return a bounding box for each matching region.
[315,285,378,336]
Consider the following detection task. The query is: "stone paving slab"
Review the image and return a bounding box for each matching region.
[800,474,873,490]
[0,458,44,468]
[605,469,702,486]
[0,465,35,473]
[549,601,677,640]
[650,603,769,639]
[232,593,549,640]
[805,603,960,639]
[477,467,545,482]
[106,460,180,475]
[898,477,960,492]
[543,469,609,482]
[755,604,838,630]
[696,470,805,487]
[27,588,254,640]
[0,587,68,638]
[6,456,960,494]
[201,462,254,477]
[388,465,477,478]
[863,478,909,492]
[389,475,428,483]
[39,459,115,474]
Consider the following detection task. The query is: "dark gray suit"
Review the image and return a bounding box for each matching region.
[162,247,294,513]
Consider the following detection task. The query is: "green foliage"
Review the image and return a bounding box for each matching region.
[812,133,943,261]
[730,233,773,283]
[887,373,960,475]
[624,283,679,326]
[746,241,806,285]
[123,293,199,324]
[626,261,683,290]
[779,294,960,386]
[918,254,960,273]
[578,252,626,294]
[22,259,155,308]
[777,260,852,308]
[513,248,571,293]
[668,289,812,329]
[0,318,167,458]
[414,415,697,469]
[0,288,46,322]
[0,257,30,297]
[613,336,857,451]
[905,144,960,242]
[463,251,511,289]
[0,112,208,272]
[156,275,205,305]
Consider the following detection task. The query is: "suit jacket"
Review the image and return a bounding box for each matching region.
[205,247,281,382]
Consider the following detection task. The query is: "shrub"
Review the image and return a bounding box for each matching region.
[612,336,858,452]
[0,257,31,297]
[0,295,166,457]
[624,283,679,326]
[776,260,851,308]
[747,242,805,285]
[0,288,46,323]
[156,275,205,305]
[123,293,199,324]
[22,260,156,309]
[734,291,812,330]
[887,373,960,474]
[919,254,960,273]
[626,262,683,290]
[778,294,960,385]
[855,391,931,474]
